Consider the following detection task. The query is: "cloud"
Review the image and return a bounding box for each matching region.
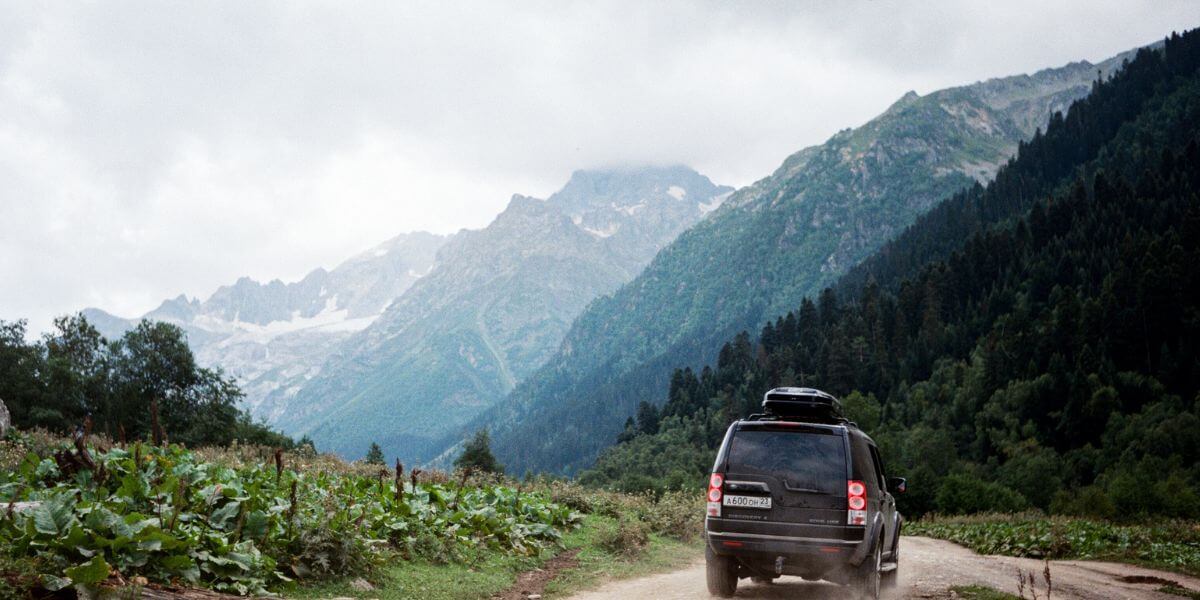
[2,0,1197,334]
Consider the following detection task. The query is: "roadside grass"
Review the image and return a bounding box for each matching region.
[289,513,701,600]
[543,514,700,598]
[951,585,1022,600]
[288,547,542,600]
[908,514,1200,577]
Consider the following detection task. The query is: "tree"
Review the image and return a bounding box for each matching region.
[109,321,199,440]
[0,320,46,428]
[455,429,504,474]
[635,401,660,435]
[42,314,108,428]
[364,442,385,465]
[615,417,637,443]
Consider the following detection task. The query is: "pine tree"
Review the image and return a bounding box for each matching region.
[364,442,385,465]
[455,429,504,474]
[635,401,660,435]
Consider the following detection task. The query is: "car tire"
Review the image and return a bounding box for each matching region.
[705,544,738,598]
[854,538,882,600]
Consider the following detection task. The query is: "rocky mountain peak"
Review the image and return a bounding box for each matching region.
[549,165,728,215]
[278,164,730,460]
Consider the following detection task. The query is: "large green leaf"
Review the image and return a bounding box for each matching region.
[64,555,110,586]
[161,555,201,584]
[42,574,73,591]
[210,501,241,529]
[32,495,76,536]
[243,510,269,540]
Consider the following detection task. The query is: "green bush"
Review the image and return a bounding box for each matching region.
[1049,485,1115,519]
[640,490,703,541]
[997,446,1065,510]
[597,518,649,558]
[934,473,1028,514]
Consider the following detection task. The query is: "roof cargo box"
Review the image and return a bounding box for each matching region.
[761,387,845,422]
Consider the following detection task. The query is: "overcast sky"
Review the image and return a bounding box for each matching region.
[2,1,1197,335]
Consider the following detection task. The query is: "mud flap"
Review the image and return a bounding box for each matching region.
[848,517,884,567]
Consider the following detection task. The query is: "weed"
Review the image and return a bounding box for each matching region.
[597,518,650,557]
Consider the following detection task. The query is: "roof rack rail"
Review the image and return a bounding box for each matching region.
[744,412,854,426]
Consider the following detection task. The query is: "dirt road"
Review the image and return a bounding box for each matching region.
[564,536,1200,599]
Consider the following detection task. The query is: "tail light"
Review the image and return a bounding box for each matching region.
[847,480,867,525]
[707,473,724,517]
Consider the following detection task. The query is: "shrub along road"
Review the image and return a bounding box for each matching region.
[563,537,1200,599]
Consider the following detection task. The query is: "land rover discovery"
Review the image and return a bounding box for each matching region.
[704,387,906,599]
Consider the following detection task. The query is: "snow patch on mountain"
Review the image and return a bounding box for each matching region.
[584,224,620,238]
[615,202,645,216]
[699,190,733,215]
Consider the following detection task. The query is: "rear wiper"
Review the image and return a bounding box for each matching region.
[782,480,823,494]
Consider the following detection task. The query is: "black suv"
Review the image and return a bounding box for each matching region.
[704,387,905,599]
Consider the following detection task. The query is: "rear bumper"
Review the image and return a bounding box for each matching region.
[705,518,869,574]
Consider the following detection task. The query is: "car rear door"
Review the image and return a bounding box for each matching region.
[721,424,849,527]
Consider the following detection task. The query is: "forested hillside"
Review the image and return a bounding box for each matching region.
[471,48,1138,475]
[583,30,1200,519]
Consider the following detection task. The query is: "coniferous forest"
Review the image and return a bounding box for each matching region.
[583,30,1200,519]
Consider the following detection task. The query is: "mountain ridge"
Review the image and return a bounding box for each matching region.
[464,45,1143,476]
[281,165,732,460]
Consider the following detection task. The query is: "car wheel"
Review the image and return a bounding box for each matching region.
[705,544,738,597]
[855,539,882,600]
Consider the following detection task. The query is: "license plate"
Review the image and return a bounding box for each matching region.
[723,495,771,509]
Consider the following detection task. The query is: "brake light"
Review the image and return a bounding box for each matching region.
[847,480,867,525]
[707,473,724,517]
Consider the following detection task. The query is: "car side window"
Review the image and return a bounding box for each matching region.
[869,445,886,491]
[851,436,876,490]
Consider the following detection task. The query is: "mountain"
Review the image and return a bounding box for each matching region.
[582,32,1200,520]
[83,231,449,421]
[469,47,1143,476]
[279,166,733,460]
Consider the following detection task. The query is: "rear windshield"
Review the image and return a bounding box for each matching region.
[725,428,846,494]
